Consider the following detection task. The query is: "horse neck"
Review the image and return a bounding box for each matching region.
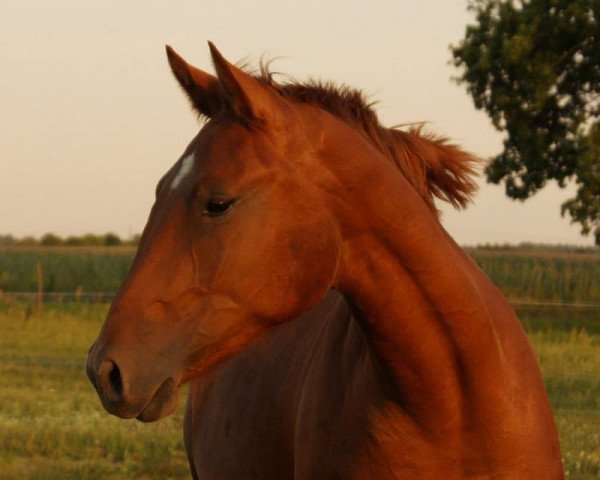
[326,128,519,433]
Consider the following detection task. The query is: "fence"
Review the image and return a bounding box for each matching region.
[0,291,116,303]
[3,291,600,309]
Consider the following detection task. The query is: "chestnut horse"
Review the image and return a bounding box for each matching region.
[86,43,564,479]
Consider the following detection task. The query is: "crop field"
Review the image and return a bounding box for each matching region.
[467,247,600,303]
[0,247,134,294]
[0,246,599,478]
[2,245,599,303]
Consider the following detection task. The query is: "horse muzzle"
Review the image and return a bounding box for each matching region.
[86,342,180,422]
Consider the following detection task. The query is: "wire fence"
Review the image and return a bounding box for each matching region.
[0,291,116,303]
[508,299,600,308]
[2,291,600,308]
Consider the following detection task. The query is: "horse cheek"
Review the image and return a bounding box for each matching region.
[249,223,338,323]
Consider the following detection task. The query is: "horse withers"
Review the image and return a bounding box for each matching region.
[86,43,564,479]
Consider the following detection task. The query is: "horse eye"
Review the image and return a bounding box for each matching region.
[203,198,235,216]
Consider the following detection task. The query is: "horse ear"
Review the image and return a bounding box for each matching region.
[208,41,283,125]
[166,45,223,117]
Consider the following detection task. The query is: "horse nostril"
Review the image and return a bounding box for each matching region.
[108,362,123,397]
[98,360,124,400]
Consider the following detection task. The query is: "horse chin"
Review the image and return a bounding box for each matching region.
[136,377,180,423]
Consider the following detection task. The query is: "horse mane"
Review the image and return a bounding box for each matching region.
[217,64,479,214]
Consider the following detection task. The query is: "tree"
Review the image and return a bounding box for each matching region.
[452,0,600,244]
[64,236,84,246]
[81,233,104,246]
[40,233,63,246]
[103,233,122,246]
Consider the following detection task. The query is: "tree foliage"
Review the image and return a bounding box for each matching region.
[41,233,63,246]
[0,233,140,247]
[452,0,600,243]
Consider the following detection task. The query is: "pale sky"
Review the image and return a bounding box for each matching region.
[0,0,593,246]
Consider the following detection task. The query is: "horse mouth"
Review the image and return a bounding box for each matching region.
[135,377,180,423]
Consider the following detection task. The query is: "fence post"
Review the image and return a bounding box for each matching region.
[36,261,43,317]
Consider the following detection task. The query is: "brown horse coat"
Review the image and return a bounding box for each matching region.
[185,291,385,479]
[86,43,564,479]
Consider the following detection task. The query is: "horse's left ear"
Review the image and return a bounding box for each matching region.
[208,42,284,125]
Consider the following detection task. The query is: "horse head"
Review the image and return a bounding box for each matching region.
[86,43,343,421]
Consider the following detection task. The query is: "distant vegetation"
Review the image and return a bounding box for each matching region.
[0,233,140,247]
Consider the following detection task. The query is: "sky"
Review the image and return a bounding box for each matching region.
[0,0,594,246]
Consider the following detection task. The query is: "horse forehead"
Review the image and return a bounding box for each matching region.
[196,122,288,172]
[165,126,246,188]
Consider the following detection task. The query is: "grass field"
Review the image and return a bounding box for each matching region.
[0,301,599,479]
[0,303,187,480]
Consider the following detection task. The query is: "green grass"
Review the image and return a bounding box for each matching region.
[0,303,188,480]
[520,306,600,479]
[0,302,599,478]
